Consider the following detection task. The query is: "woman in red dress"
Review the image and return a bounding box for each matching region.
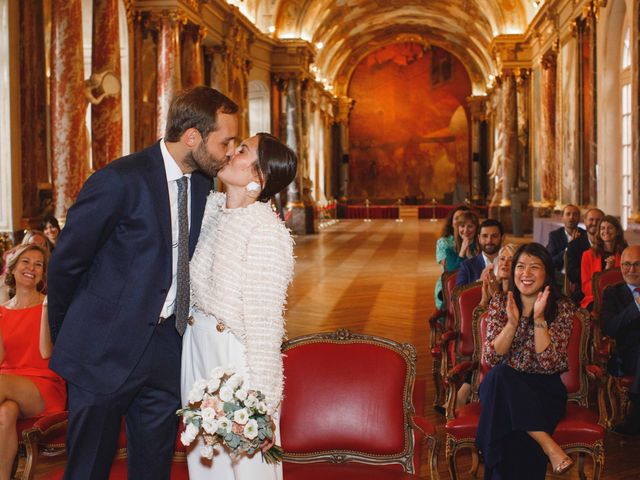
[0,244,66,480]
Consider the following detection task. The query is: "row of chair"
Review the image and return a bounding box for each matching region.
[14,329,440,479]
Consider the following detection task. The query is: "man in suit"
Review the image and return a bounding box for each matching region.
[601,245,640,435]
[455,219,503,287]
[47,86,239,479]
[546,204,585,273]
[565,208,604,303]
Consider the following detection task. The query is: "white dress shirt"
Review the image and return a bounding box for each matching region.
[160,139,192,319]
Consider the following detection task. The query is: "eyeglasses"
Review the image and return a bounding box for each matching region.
[621,261,640,269]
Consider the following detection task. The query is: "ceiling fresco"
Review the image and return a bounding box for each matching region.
[256,0,539,94]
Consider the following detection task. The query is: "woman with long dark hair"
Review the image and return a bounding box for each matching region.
[476,243,575,479]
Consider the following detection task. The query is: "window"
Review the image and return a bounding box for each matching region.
[621,26,631,229]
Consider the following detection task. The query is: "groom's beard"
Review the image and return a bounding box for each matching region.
[188,142,227,178]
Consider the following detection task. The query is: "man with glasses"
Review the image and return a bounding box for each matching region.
[601,245,640,435]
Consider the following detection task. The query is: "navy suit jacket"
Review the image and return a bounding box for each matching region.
[546,226,587,271]
[601,283,640,357]
[455,254,486,287]
[48,142,211,394]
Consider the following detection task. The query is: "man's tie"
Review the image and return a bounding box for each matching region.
[175,176,189,335]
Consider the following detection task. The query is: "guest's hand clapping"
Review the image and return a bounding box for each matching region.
[506,291,520,329]
[604,256,616,270]
[533,286,550,322]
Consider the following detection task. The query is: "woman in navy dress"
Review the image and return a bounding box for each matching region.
[476,243,575,479]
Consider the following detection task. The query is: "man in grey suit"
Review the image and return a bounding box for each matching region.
[48,87,239,479]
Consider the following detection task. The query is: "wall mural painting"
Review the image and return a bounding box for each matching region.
[560,38,578,204]
[532,66,542,203]
[348,43,471,202]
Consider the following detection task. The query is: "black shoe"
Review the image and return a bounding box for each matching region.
[612,420,640,436]
[434,405,446,416]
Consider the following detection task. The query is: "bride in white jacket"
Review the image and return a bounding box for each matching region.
[182,133,297,480]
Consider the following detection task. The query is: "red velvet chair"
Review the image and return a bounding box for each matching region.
[444,309,606,480]
[439,281,482,419]
[429,270,458,408]
[280,329,439,479]
[13,412,68,480]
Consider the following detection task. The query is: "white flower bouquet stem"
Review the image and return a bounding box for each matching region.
[177,366,283,464]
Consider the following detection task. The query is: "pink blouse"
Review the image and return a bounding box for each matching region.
[482,292,574,374]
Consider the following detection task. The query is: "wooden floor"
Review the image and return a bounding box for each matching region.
[29,217,640,479]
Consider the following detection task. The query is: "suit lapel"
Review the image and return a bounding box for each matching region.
[143,143,172,254]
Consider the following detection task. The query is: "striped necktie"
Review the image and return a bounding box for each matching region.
[175,176,189,335]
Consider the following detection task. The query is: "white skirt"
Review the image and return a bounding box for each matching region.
[181,308,283,480]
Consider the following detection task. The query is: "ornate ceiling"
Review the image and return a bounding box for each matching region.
[233,0,540,95]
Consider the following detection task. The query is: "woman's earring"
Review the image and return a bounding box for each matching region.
[246,181,261,192]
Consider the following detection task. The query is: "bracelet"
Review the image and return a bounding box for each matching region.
[534,322,547,329]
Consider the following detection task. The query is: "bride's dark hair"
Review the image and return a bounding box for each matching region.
[254,133,298,203]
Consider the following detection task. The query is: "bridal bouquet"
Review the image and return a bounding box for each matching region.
[177,366,283,464]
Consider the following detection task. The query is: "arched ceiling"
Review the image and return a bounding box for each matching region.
[245,0,540,95]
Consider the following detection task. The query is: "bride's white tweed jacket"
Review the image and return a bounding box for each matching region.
[190,192,294,410]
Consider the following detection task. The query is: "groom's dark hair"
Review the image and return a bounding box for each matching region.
[165,86,238,142]
[255,133,298,203]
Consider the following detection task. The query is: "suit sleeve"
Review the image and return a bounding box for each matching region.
[601,288,640,338]
[47,167,125,342]
[547,231,565,270]
[565,241,582,284]
[455,260,470,287]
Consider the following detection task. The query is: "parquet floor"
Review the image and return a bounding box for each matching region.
[28,218,640,479]
[286,218,640,480]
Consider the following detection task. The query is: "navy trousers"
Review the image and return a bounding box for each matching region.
[63,317,181,480]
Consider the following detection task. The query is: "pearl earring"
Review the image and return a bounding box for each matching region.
[246,181,260,192]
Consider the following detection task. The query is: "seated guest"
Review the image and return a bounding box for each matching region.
[434,205,472,309]
[22,230,52,253]
[0,244,66,480]
[40,216,61,249]
[566,208,604,303]
[477,243,575,478]
[581,215,627,309]
[601,245,640,435]
[455,219,504,288]
[442,209,479,274]
[546,205,585,285]
[479,243,518,308]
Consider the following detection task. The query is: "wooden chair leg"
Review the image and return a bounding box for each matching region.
[470,450,480,479]
[426,434,440,480]
[21,434,40,480]
[445,435,459,480]
[577,453,586,480]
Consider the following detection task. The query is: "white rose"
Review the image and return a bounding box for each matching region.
[206,377,221,393]
[201,407,217,423]
[187,379,208,404]
[244,394,258,408]
[210,367,225,379]
[202,419,219,435]
[224,365,237,376]
[219,386,234,402]
[243,419,259,440]
[233,408,250,425]
[200,443,214,459]
[218,417,232,433]
[234,388,248,402]
[256,401,268,414]
[227,374,244,390]
[180,422,199,446]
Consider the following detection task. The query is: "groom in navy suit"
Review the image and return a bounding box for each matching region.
[47,87,239,479]
[455,219,504,287]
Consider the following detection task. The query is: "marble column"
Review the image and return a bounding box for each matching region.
[335,95,354,201]
[541,50,557,207]
[133,11,159,151]
[181,23,204,89]
[50,0,89,219]
[156,11,182,139]
[19,0,48,218]
[467,95,487,203]
[91,0,122,170]
[515,69,530,187]
[501,73,518,206]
